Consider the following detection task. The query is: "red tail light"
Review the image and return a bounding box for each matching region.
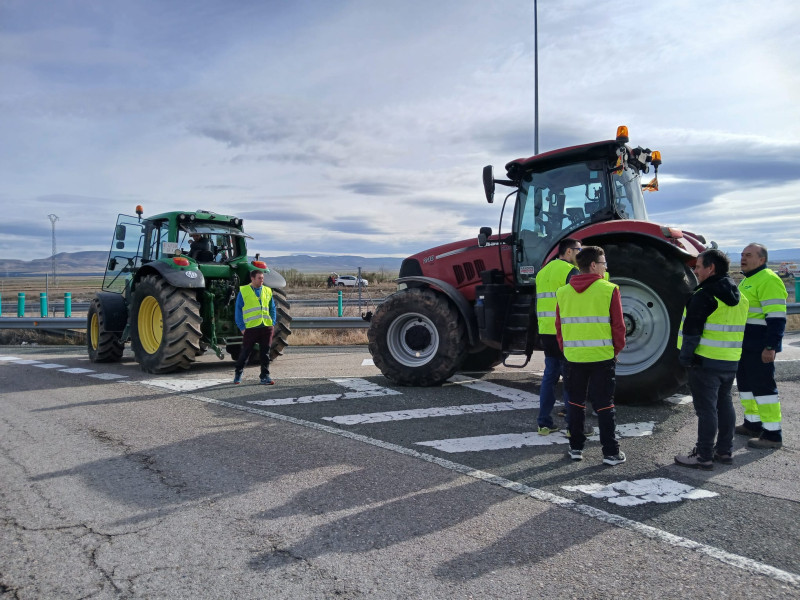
[173,257,190,266]
[252,260,267,269]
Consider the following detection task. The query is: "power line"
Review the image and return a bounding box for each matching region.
[47,214,58,285]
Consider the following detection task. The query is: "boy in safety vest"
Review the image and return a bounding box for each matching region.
[735,243,787,449]
[675,249,748,469]
[233,269,277,385]
[555,246,626,465]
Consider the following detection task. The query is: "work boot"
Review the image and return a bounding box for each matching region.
[747,434,782,449]
[712,451,733,465]
[735,422,762,436]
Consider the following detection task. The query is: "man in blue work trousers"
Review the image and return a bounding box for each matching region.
[234,269,277,385]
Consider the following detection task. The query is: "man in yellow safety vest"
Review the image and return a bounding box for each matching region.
[674,249,748,469]
[735,243,787,449]
[534,237,581,435]
[233,269,277,385]
[556,246,627,465]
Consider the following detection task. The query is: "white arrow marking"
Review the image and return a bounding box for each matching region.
[562,477,718,506]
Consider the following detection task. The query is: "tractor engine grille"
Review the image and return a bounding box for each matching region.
[453,259,486,285]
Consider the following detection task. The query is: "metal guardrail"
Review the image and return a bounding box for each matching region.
[0,316,369,330]
[44,297,387,313]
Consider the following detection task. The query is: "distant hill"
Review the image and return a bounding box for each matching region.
[0,251,403,276]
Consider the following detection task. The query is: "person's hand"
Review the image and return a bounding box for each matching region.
[241,329,246,334]
[762,348,776,363]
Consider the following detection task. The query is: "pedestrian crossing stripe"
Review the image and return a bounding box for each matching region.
[324,398,539,425]
[562,477,718,506]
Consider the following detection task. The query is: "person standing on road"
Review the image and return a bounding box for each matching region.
[735,243,787,449]
[556,246,627,465]
[674,249,748,470]
[534,237,581,435]
[234,269,277,385]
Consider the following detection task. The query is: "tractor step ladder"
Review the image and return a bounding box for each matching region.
[501,290,534,368]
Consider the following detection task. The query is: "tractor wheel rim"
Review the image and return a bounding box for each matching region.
[386,312,439,367]
[138,296,163,355]
[614,276,670,376]
[90,313,99,350]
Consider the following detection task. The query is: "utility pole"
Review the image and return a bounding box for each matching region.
[47,214,58,285]
[534,0,539,155]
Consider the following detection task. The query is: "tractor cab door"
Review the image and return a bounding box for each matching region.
[102,214,145,293]
[513,161,608,284]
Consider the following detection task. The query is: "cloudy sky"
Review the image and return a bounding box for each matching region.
[2,0,799,262]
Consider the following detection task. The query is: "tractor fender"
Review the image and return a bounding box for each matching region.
[262,269,287,290]
[574,224,703,261]
[135,261,206,289]
[93,292,129,333]
[396,276,479,345]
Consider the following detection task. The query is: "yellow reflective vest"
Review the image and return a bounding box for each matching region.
[739,268,787,327]
[535,259,575,335]
[678,293,748,362]
[556,278,617,362]
[240,285,274,328]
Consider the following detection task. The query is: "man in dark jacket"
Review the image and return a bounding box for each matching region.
[675,249,748,470]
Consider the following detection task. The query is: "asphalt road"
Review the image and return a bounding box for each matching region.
[1,338,800,599]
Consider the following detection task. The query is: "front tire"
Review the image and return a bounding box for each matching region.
[603,242,695,403]
[368,287,467,386]
[86,296,124,363]
[130,275,202,373]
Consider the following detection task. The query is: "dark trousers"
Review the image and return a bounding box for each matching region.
[234,326,274,379]
[687,367,736,461]
[564,359,619,455]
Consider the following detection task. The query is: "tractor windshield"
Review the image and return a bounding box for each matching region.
[514,161,648,279]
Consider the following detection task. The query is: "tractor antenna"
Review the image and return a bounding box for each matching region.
[47,214,59,285]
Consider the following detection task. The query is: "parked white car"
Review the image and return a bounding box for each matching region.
[336,275,369,287]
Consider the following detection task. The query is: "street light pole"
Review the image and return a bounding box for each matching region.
[47,214,58,285]
[534,0,539,155]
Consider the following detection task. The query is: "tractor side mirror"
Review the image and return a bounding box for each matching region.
[477,226,493,247]
[115,225,127,240]
[108,258,117,271]
[482,165,495,204]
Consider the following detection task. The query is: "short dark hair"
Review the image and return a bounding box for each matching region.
[249,269,265,280]
[698,249,730,276]
[558,237,580,257]
[575,246,604,272]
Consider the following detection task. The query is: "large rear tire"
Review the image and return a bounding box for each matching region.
[86,296,124,363]
[130,274,202,374]
[603,242,695,404]
[368,287,467,386]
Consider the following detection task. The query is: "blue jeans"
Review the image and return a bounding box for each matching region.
[538,355,568,428]
[688,367,736,460]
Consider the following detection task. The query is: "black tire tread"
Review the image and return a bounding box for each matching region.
[86,296,124,363]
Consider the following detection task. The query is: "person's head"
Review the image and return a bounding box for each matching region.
[557,237,582,265]
[575,246,607,275]
[250,270,265,287]
[694,249,729,283]
[741,243,767,272]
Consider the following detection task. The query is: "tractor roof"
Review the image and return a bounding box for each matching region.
[505,139,619,180]
[147,209,241,223]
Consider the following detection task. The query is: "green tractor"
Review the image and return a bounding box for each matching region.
[87,206,292,373]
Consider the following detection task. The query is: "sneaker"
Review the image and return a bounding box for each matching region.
[583,423,595,436]
[233,372,242,385]
[537,425,559,436]
[747,436,782,449]
[260,376,275,385]
[568,448,583,461]
[603,451,627,466]
[712,451,733,464]
[735,423,762,436]
[557,409,567,417]
[674,448,712,470]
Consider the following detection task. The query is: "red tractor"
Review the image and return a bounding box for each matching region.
[368,127,710,403]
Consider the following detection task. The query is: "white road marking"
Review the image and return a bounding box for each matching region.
[140,378,232,391]
[248,378,401,406]
[562,478,718,506]
[58,367,95,374]
[0,356,22,361]
[87,373,129,380]
[416,422,655,453]
[32,363,67,369]
[10,359,42,365]
[665,394,693,405]
[146,386,800,589]
[324,398,538,425]
[361,358,375,366]
[449,374,541,402]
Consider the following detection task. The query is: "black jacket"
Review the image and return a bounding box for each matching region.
[679,274,742,372]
